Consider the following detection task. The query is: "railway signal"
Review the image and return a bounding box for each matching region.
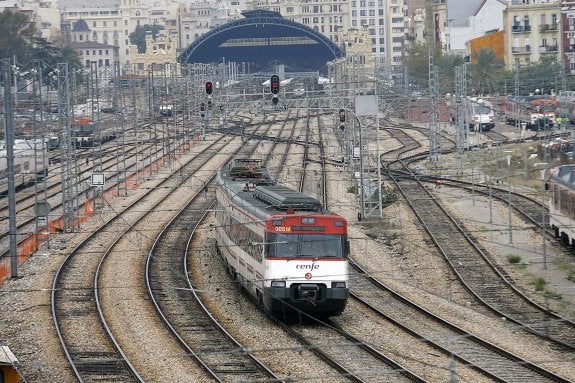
[272,95,278,105]
[270,74,279,94]
[207,100,212,109]
[205,81,213,95]
[339,109,345,122]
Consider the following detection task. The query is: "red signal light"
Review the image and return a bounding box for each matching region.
[205,81,213,95]
[270,75,280,94]
[339,109,345,122]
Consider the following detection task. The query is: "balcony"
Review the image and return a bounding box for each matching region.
[539,45,559,53]
[512,46,531,54]
[540,23,559,33]
[512,25,531,33]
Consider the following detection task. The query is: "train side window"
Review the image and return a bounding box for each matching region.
[0,369,4,383]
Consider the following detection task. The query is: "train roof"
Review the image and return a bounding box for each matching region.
[218,158,324,214]
[549,165,575,187]
[0,345,19,366]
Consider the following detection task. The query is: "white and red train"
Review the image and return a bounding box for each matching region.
[215,158,350,317]
[547,165,575,246]
[503,96,555,130]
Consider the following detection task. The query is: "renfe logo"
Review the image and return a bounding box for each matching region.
[296,264,319,270]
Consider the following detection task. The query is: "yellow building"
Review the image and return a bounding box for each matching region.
[503,0,562,69]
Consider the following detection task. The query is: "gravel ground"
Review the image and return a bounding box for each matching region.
[1,117,574,382]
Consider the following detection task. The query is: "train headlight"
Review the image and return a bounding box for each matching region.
[331,282,346,288]
[271,280,286,288]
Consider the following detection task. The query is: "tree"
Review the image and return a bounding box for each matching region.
[469,48,504,96]
[0,10,36,63]
[129,24,164,53]
[405,43,432,88]
[437,53,463,94]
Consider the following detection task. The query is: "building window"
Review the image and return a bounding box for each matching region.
[86,50,89,55]
[93,21,96,27]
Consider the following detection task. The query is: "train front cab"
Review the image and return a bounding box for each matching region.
[0,345,20,383]
[261,224,350,318]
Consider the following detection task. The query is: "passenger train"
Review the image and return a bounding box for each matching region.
[215,158,350,317]
[0,139,48,197]
[503,95,555,130]
[462,97,495,131]
[547,165,575,246]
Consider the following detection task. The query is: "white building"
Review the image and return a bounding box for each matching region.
[348,0,406,77]
[447,0,506,57]
[246,0,350,49]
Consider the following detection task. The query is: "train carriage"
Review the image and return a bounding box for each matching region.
[547,165,575,246]
[463,97,495,131]
[0,139,48,197]
[215,158,350,317]
[503,95,555,130]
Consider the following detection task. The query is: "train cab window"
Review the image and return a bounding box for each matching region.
[267,234,345,258]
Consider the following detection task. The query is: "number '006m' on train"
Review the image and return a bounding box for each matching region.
[214,158,350,318]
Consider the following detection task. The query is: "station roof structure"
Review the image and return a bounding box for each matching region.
[178,10,344,73]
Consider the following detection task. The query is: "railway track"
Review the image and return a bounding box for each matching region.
[347,259,573,382]
[382,130,575,350]
[50,135,233,381]
[143,115,298,382]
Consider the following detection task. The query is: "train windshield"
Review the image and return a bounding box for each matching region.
[266,233,346,258]
[475,105,491,114]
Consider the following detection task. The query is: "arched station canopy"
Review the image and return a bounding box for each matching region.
[178,10,344,73]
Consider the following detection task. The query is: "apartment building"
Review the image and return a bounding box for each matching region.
[503,0,562,69]
[560,1,575,74]
[60,0,158,66]
[349,0,406,77]
[246,0,349,46]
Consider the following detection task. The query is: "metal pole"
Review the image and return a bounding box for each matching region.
[541,167,547,269]
[358,116,365,221]
[3,59,19,278]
